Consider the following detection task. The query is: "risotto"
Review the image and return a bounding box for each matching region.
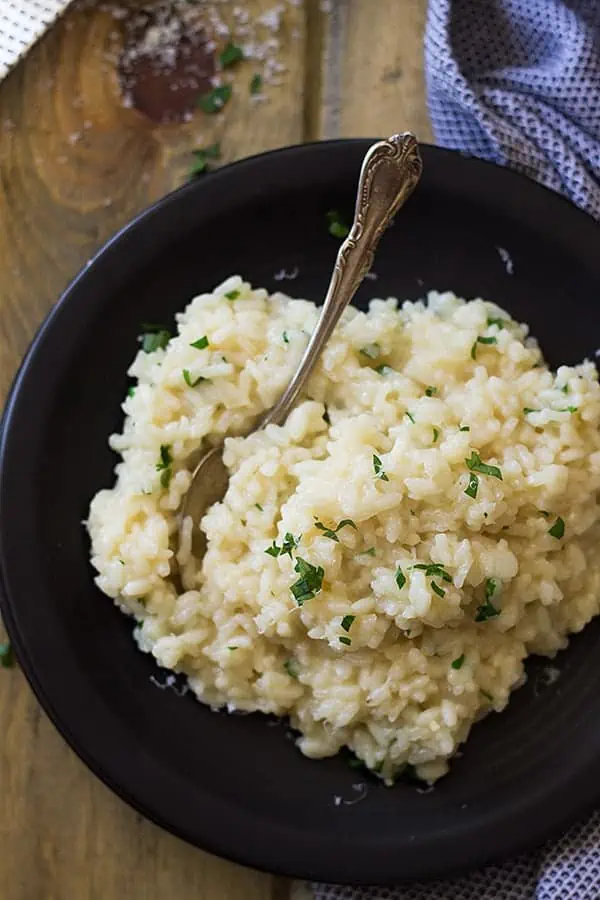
[87,278,600,783]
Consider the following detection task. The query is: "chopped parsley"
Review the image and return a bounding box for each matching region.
[432,427,440,443]
[561,384,569,393]
[127,386,136,398]
[190,142,221,177]
[0,641,14,669]
[360,343,381,360]
[548,516,565,539]
[395,566,406,590]
[190,335,209,350]
[540,510,550,518]
[412,564,452,583]
[250,73,263,95]
[140,324,172,353]
[465,472,479,499]
[466,450,503,480]
[341,614,355,632]
[156,444,173,489]
[459,426,470,432]
[282,331,290,344]
[220,41,244,68]
[198,83,233,114]
[475,581,500,622]
[405,411,416,423]
[265,532,300,559]
[339,636,352,646]
[183,369,206,387]
[451,654,465,670]
[314,518,357,542]
[431,581,446,598]
[558,406,578,413]
[265,541,281,557]
[327,210,350,239]
[376,365,394,376]
[487,317,506,329]
[284,658,299,679]
[225,289,240,300]
[471,335,497,359]
[523,407,539,415]
[373,454,389,481]
[425,385,438,397]
[255,503,263,511]
[291,557,324,606]
[227,646,238,651]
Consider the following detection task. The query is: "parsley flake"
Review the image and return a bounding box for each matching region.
[0,641,14,669]
[405,411,416,424]
[284,658,299,679]
[341,614,355,632]
[432,427,440,443]
[523,408,539,415]
[156,445,173,489]
[412,564,452,583]
[548,516,565,539]
[487,317,506,329]
[198,83,232,114]
[190,335,209,350]
[250,73,263,95]
[183,369,206,387]
[225,289,240,300]
[220,41,244,68]
[471,335,497,359]
[265,541,281,558]
[255,503,263,511]
[190,142,221,177]
[282,331,290,344]
[431,581,445,598]
[558,406,578,413]
[339,636,352,646]
[395,566,406,590]
[451,654,465,670]
[291,557,324,606]
[459,426,470,432]
[315,518,357,542]
[140,325,172,353]
[466,451,503,480]
[475,583,500,622]
[327,210,350,239]
[127,386,136,398]
[360,343,381,360]
[265,532,300,559]
[373,454,389,481]
[465,473,479,499]
[425,385,438,397]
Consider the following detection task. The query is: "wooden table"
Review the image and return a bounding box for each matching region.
[0,3,431,897]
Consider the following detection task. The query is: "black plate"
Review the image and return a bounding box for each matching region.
[1,141,600,886]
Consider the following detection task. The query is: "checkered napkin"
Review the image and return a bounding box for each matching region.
[314,1,600,898]
[0,0,72,80]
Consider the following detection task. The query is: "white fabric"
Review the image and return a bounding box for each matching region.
[0,0,72,80]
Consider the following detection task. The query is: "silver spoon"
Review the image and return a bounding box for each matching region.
[180,133,423,560]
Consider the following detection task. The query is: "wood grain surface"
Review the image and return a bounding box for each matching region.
[0,2,430,898]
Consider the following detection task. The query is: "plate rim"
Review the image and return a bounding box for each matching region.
[1,138,600,885]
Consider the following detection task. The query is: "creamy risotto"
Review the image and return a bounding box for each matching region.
[87,278,600,783]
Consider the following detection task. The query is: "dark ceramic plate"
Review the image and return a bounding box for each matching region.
[1,141,600,886]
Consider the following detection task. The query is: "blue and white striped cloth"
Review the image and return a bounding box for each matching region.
[314,2,600,898]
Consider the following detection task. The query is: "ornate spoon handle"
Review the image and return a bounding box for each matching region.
[264,133,423,428]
